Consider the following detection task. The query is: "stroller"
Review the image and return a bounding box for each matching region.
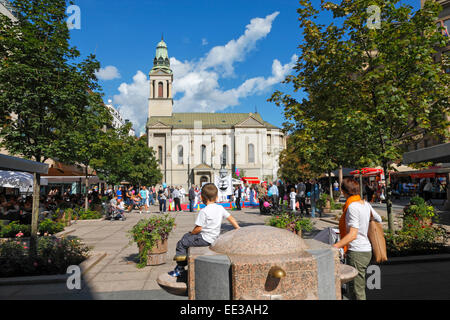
[259,195,278,215]
[105,203,126,222]
[313,227,344,263]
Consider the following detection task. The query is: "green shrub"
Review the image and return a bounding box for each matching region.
[75,209,103,220]
[266,213,313,234]
[0,221,31,238]
[38,219,65,235]
[386,196,448,257]
[0,236,90,277]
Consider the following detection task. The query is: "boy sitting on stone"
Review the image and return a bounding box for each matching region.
[169,183,240,277]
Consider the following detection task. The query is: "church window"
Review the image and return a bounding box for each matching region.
[201,145,207,164]
[248,144,255,163]
[158,146,163,165]
[221,145,228,166]
[158,82,163,98]
[178,145,184,165]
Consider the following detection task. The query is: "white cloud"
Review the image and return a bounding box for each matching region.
[113,12,296,135]
[200,11,279,77]
[202,38,208,46]
[113,71,148,135]
[95,65,121,80]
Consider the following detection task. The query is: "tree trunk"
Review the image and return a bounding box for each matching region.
[85,167,89,212]
[339,166,343,194]
[359,173,363,199]
[30,172,40,256]
[328,171,333,200]
[383,162,394,233]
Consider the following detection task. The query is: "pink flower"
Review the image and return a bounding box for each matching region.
[33,262,38,267]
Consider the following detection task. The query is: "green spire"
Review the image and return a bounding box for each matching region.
[152,36,172,74]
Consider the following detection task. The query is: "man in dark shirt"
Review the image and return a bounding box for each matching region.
[188,185,196,212]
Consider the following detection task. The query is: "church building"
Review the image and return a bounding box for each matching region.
[146,38,286,189]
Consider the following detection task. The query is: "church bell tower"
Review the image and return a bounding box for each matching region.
[148,36,173,118]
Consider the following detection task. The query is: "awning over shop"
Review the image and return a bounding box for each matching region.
[0,154,48,174]
[403,143,450,164]
[0,170,48,192]
[241,177,261,184]
[350,168,384,177]
[44,176,100,184]
[390,166,450,179]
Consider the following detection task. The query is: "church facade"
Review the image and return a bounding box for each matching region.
[146,38,286,189]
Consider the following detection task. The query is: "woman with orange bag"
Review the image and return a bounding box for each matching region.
[333,178,382,300]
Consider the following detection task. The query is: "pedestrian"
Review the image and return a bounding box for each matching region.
[249,185,255,205]
[268,182,279,210]
[116,187,123,201]
[296,180,308,215]
[188,185,196,212]
[173,187,182,212]
[158,186,167,213]
[140,186,148,213]
[333,177,382,300]
[290,188,297,212]
[234,185,242,211]
[423,179,433,202]
[310,179,320,218]
[180,186,186,203]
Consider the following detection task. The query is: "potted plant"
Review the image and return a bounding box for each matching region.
[128,214,175,268]
[266,212,313,237]
[317,194,331,213]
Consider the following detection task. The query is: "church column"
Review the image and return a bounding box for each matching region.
[163,80,167,99]
[150,80,153,99]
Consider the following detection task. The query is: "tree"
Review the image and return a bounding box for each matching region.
[0,0,103,251]
[271,0,450,232]
[95,127,162,188]
[57,93,113,211]
[126,135,162,187]
[278,135,313,183]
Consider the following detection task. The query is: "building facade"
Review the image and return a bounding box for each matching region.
[105,100,136,136]
[146,38,286,189]
[0,0,17,21]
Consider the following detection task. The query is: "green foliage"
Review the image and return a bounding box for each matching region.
[38,219,65,235]
[128,215,175,268]
[75,209,103,220]
[270,0,450,232]
[317,193,330,209]
[0,221,31,238]
[386,197,448,256]
[95,129,162,186]
[0,236,90,277]
[266,213,314,234]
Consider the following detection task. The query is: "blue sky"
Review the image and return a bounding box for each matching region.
[68,0,420,136]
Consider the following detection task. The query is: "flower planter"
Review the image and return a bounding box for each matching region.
[138,239,168,266]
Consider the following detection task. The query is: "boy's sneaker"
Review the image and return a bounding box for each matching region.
[168,265,185,277]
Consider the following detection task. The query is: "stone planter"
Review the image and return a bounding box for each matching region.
[138,239,168,266]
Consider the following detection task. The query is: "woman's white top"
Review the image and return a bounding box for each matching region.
[346,201,382,252]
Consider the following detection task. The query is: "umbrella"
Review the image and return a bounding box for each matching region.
[0,170,48,193]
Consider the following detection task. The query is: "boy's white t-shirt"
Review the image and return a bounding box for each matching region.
[195,203,231,244]
[290,192,296,200]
